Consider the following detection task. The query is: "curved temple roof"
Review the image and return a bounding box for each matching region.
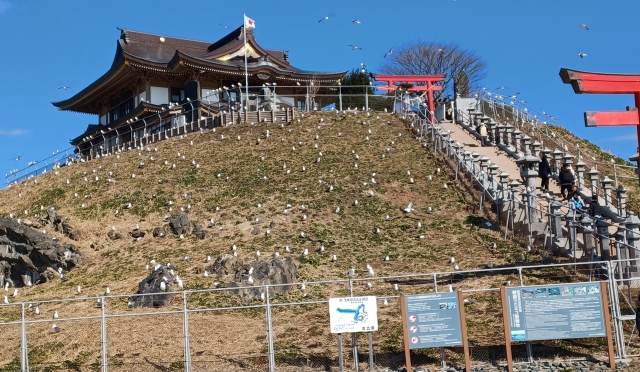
[53,26,347,114]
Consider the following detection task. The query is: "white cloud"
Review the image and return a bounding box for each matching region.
[604,133,637,141]
[0,1,11,14]
[0,129,27,136]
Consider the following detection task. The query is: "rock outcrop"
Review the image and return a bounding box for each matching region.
[169,214,191,235]
[207,255,299,302]
[0,217,81,289]
[129,266,175,308]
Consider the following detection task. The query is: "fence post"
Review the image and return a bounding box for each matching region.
[100,296,107,372]
[365,86,369,111]
[338,334,344,372]
[265,286,275,372]
[182,292,191,372]
[21,302,28,372]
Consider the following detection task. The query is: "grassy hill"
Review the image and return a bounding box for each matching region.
[0,112,531,300]
[1,111,629,370]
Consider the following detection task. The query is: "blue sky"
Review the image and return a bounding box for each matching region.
[1,0,639,181]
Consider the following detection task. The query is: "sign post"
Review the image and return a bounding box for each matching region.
[400,292,470,372]
[329,296,379,372]
[502,281,615,370]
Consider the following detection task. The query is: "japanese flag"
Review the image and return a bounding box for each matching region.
[244,15,256,29]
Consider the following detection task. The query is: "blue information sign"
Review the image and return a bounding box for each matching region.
[505,283,606,342]
[403,292,463,349]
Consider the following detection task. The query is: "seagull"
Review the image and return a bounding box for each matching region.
[383,298,389,306]
[3,296,8,304]
[348,45,363,50]
[303,249,309,257]
[58,86,71,90]
[579,23,589,31]
[393,283,399,291]
[248,276,254,284]
[383,48,393,58]
[318,16,329,23]
[352,19,361,24]
[52,324,63,332]
[204,270,209,277]
[402,202,414,213]
[578,52,588,58]
[160,282,167,292]
[184,256,192,263]
[53,311,59,319]
[450,257,455,264]
[331,254,337,262]
[453,263,460,271]
[348,268,355,277]
[35,306,40,315]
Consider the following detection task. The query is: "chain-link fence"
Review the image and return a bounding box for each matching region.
[0,261,631,371]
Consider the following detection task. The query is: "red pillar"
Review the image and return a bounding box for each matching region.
[426,81,435,114]
[635,93,640,152]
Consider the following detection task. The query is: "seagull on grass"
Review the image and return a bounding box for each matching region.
[52,324,63,332]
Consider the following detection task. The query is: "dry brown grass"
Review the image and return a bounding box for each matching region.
[0,112,590,370]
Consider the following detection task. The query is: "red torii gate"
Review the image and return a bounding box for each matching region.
[370,74,445,114]
[559,68,640,145]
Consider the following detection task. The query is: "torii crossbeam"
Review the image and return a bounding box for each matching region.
[560,68,640,145]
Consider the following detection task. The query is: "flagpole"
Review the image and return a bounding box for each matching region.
[243,13,249,112]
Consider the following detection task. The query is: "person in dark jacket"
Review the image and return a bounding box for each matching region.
[538,154,552,192]
[558,163,575,198]
[589,195,603,218]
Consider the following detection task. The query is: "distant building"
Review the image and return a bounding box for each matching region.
[53,26,346,155]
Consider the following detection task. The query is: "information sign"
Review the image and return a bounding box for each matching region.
[403,292,463,348]
[505,283,606,342]
[328,296,378,334]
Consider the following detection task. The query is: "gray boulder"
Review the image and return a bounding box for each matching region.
[169,214,192,235]
[152,227,166,238]
[129,266,176,308]
[209,256,299,302]
[0,217,82,288]
[130,230,146,239]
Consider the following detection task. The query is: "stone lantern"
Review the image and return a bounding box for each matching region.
[587,168,600,197]
[616,185,628,217]
[515,147,541,208]
[552,148,564,176]
[601,176,614,206]
[574,160,586,189]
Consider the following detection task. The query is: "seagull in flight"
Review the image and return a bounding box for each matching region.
[13,155,22,161]
[578,52,588,58]
[383,48,393,58]
[318,16,329,23]
[348,45,363,50]
[579,24,589,31]
[58,86,71,90]
[352,19,361,24]
[219,24,229,29]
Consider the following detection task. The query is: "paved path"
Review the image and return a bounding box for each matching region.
[438,121,563,201]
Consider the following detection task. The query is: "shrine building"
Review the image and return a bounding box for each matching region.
[53,26,346,155]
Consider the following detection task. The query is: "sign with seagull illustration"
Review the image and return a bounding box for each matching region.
[329,296,378,333]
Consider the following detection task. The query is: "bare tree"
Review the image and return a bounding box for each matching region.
[379,41,487,100]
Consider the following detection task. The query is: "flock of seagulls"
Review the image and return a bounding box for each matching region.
[0,107,541,319]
